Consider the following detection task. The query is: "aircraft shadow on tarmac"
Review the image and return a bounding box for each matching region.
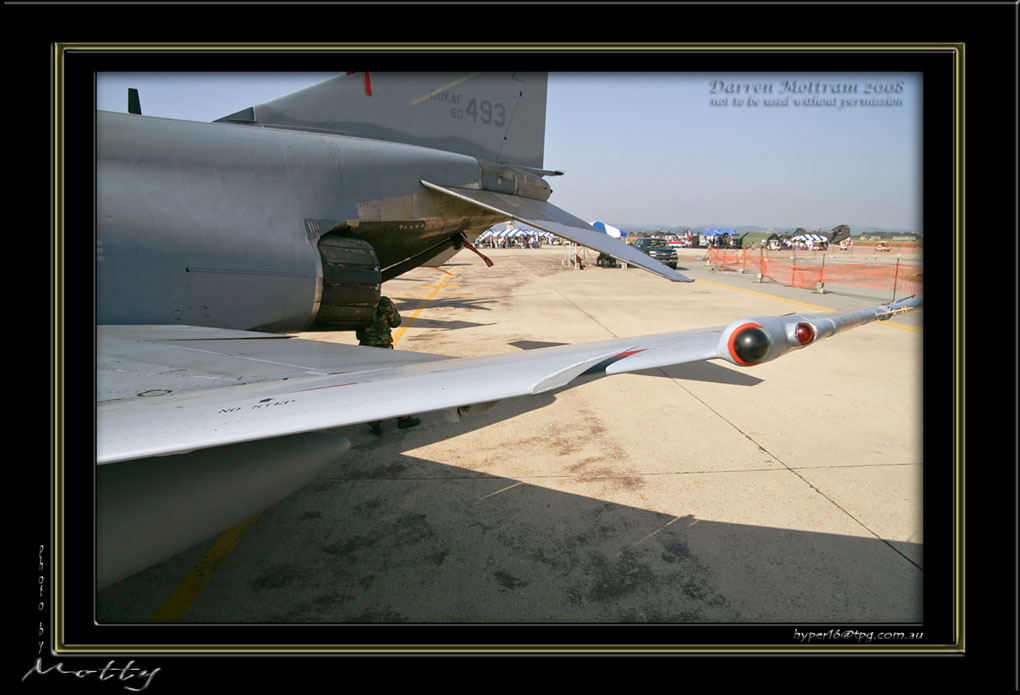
[397,317,497,332]
[97,388,921,626]
[96,455,922,624]
[393,297,500,313]
[642,361,764,387]
[509,340,570,351]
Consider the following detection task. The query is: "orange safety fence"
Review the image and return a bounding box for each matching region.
[707,248,748,269]
[707,249,923,296]
[816,261,923,296]
[761,259,823,289]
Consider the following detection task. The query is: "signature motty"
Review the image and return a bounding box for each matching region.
[22,659,160,692]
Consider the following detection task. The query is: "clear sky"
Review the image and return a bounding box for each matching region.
[96,72,922,232]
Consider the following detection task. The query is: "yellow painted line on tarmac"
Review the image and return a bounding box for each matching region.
[873,316,922,332]
[149,268,459,622]
[149,513,261,623]
[393,267,458,344]
[693,277,922,332]
[694,277,839,312]
[399,293,474,300]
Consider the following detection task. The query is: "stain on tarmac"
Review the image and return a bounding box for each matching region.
[96,248,924,627]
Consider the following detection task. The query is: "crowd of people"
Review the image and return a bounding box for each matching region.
[475,235,549,249]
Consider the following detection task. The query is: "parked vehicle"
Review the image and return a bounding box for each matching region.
[875,242,892,252]
[632,238,678,269]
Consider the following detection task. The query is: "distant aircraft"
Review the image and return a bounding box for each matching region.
[94,73,921,587]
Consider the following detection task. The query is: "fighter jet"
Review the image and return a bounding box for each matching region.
[98,72,691,332]
[94,73,921,587]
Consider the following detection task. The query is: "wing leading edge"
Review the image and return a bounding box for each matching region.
[97,296,920,465]
[420,180,695,283]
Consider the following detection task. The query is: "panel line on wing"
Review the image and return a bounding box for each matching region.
[150,342,336,375]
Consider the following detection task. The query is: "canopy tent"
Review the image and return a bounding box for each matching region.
[790,233,829,242]
[480,226,556,240]
[737,231,781,248]
[590,220,626,238]
[700,228,735,247]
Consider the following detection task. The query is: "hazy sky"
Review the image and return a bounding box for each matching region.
[96,72,922,232]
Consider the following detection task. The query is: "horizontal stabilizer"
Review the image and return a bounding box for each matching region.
[420,181,694,283]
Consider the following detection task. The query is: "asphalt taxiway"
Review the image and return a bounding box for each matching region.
[97,245,924,625]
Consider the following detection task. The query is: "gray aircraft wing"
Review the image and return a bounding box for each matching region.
[96,296,919,585]
[420,180,695,282]
[99,296,919,464]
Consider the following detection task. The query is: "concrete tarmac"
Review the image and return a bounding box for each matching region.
[97,245,923,626]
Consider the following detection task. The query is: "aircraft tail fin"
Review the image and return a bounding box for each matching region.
[128,88,142,115]
[216,72,548,169]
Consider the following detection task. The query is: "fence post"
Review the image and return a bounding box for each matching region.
[892,257,900,302]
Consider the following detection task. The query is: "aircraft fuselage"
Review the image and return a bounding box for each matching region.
[96,111,513,331]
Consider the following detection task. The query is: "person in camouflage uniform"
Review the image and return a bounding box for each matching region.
[357,296,420,435]
[356,296,400,347]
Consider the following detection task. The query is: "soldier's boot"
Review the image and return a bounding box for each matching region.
[397,416,420,430]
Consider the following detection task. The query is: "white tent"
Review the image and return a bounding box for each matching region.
[480,225,556,241]
[500,227,552,238]
[590,220,625,238]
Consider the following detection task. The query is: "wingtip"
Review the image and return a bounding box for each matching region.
[658,268,695,282]
[878,295,922,319]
